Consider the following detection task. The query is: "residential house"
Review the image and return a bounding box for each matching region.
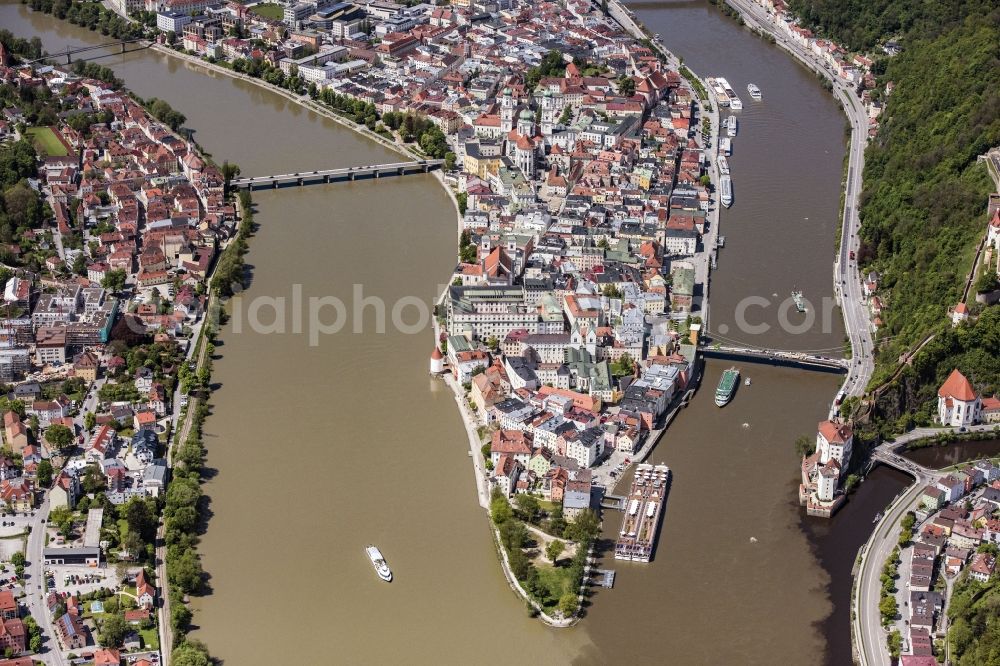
[969,552,996,583]
[562,489,591,521]
[493,454,522,497]
[54,611,87,650]
[135,570,156,609]
[0,478,33,513]
[2,412,29,454]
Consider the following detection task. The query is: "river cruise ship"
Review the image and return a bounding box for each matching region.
[715,367,740,406]
[717,155,730,175]
[614,464,671,562]
[720,174,733,208]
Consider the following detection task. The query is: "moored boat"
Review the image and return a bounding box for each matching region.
[366,545,392,582]
[726,115,737,137]
[717,155,730,175]
[715,367,740,407]
[720,175,733,208]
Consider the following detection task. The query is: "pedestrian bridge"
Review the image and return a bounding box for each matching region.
[26,38,148,65]
[702,344,849,372]
[229,159,445,191]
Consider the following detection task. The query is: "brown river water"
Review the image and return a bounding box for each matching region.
[1,1,914,662]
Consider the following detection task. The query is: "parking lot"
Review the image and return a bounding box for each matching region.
[45,565,121,596]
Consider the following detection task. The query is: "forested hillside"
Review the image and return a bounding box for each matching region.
[787,0,996,51]
[790,0,1000,429]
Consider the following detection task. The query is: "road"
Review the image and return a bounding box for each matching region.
[721,0,875,403]
[24,497,66,666]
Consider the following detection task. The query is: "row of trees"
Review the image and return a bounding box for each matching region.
[142,97,187,132]
[878,545,900,626]
[0,29,43,61]
[28,0,144,41]
[213,190,254,297]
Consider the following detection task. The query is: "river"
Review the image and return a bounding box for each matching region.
[2,1,894,663]
[902,438,1000,469]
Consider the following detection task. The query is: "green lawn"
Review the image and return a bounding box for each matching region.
[25,126,69,157]
[250,2,283,20]
[139,625,159,650]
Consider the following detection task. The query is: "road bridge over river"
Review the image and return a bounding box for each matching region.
[701,344,850,372]
[229,159,445,191]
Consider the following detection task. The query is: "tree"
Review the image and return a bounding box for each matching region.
[558,592,578,616]
[99,613,128,647]
[125,496,158,544]
[36,460,53,487]
[610,353,635,378]
[794,434,815,457]
[101,268,127,293]
[83,411,96,432]
[565,509,600,543]
[171,602,193,634]
[171,640,213,666]
[444,151,457,171]
[887,629,902,658]
[546,539,565,564]
[514,494,540,523]
[10,552,24,568]
[975,269,999,294]
[167,547,204,594]
[71,253,88,275]
[121,531,144,562]
[617,75,635,97]
[81,465,106,494]
[45,424,75,452]
[879,595,897,626]
[221,161,241,188]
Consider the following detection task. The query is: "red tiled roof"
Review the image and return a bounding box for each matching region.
[938,369,977,401]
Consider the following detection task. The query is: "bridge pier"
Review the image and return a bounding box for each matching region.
[66,53,72,65]
[423,164,429,172]
[121,42,127,54]
[324,174,330,184]
[297,178,303,186]
[272,180,277,189]
[349,172,355,181]
[374,169,379,179]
